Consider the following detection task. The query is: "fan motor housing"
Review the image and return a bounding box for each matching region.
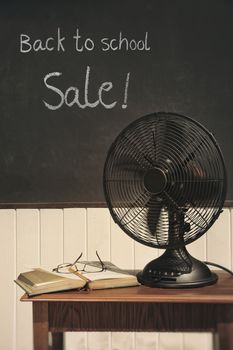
[144,168,167,194]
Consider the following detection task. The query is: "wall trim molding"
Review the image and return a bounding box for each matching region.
[0,200,232,209]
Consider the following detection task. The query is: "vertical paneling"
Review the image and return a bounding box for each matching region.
[111,218,134,269]
[0,210,16,350]
[87,208,111,350]
[183,333,213,350]
[207,209,231,268]
[159,333,183,350]
[63,208,87,350]
[87,208,111,260]
[134,241,159,269]
[16,209,40,350]
[187,235,206,261]
[64,334,87,350]
[1,207,232,350]
[63,208,87,262]
[135,333,158,350]
[111,333,134,350]
[40,209,63,267]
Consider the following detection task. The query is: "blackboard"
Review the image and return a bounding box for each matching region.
[1,0,233,207]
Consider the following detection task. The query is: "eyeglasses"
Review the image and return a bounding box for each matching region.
[52,251,106,274]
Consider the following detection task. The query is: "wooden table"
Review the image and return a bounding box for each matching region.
[21,271,233,350]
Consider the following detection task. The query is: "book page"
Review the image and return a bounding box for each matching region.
[79,260,129,274]
[34,268,84,281]
[83,270,134,282]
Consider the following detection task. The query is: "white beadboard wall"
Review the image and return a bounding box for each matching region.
[1,207,232,350]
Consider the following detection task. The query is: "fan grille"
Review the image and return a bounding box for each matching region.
[103,112,227,248]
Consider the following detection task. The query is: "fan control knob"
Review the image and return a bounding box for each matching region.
[144,167,167,194]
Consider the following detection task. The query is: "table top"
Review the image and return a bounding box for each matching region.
[20,271,233,304]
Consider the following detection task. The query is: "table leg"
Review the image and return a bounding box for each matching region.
[51,332,63,350]
[217,323,233,350]
[33,302,49,350]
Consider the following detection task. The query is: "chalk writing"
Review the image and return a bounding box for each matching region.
[19,28,151,53]
[101,32,150,52]
[19,28,150,109]
[122,72,130,109]
[73,28,95,51]
[43,66,129,110]
[20,28,65,53]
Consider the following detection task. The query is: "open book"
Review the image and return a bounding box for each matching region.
[15,266,139,296]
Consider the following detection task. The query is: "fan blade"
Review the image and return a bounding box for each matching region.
[121,134,154,168]
[167,177,224,205]
[151,115,189,165]
[154,116,206,174]
[113,161,145,177]
[147,197,163,238]
[117,189,150,226]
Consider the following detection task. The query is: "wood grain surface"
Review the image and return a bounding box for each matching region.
[46,302,233,333]
[21,272,233,304]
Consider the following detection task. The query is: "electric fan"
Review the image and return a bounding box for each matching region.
[103,112,227,288]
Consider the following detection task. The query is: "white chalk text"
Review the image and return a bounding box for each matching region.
[43,66,130,110]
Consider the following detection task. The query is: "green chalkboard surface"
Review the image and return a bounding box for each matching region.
[1,0,233,207]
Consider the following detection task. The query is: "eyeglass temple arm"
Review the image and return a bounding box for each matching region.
[71,251,106,270]
[95,250,106,269]
[72,252,83,265]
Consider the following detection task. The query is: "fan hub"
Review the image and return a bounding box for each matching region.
[144,167,167,194]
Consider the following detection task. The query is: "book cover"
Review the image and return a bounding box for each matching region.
[15,266,139,296]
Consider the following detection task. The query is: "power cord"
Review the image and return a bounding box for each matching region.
[203,261,233,277]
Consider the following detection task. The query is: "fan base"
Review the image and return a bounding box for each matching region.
[137,250,218,288]
[137,270,218,288]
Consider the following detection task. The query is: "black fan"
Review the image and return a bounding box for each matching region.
[103,112,227,288]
